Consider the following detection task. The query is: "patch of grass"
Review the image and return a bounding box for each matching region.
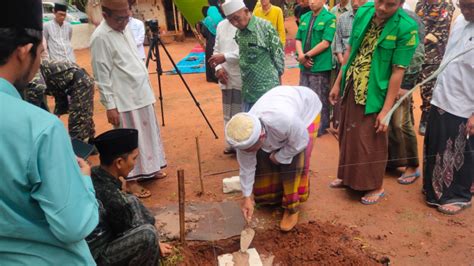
[160,246,184,266]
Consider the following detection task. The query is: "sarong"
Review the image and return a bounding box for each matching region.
[119,104,167,180]
[337,79,388,191]
[387,96,419,168]
[423,106,473,205]
[253,115,320,213]
[222,88,242,125]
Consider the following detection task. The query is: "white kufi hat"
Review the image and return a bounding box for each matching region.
[225,113,262,150]
[221,0,246,16]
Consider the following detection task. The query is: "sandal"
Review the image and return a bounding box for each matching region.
[437,202,471,215]
[397,170,421,185]
[329,179,345,189]
[361,191,385,205]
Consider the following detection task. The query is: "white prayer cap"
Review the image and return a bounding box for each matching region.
[221,0,246,16]
[225,113,262,150]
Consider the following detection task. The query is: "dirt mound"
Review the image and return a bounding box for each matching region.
[176,220,384,265]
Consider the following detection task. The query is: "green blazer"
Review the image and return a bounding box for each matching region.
[341,2,419,114]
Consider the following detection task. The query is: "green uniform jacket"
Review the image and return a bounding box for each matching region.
[341,3,419,114]
[296,8,337,72]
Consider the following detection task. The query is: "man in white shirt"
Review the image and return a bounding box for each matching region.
[225,86,321,231]
[90,0,167,198]
[423,0,474,215]
[210,18,242,154]
[128,14,146,61]
[43,3,76,63]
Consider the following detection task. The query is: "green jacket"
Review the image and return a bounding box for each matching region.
[341,3,419,114]
[296,8,336,72]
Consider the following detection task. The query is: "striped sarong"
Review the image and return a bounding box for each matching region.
[253,115,320,213]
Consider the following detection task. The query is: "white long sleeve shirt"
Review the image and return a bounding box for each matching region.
[90,21,155,112]
[128,17,146,60]
[213,19,242,90]
[237,86,322,197]
[43,20,76,63]
[431,15,474,119]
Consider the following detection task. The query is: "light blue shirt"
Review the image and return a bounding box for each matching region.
[0,78,98,265]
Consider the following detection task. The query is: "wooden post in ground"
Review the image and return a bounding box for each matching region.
[177,169,186,245]
[195,136,205,195]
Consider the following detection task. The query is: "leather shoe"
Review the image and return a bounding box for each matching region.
[280,210,299,231]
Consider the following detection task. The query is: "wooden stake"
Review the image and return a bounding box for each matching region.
[177,169,186,245]
[195,136,205,195]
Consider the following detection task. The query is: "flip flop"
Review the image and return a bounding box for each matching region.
[361,192,385,205]
[329,179,345,189]
[437,202,471,215]
[397,170,421,185]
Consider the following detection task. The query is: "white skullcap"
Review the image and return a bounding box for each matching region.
[221,0,246,16]
[225,113,262,150]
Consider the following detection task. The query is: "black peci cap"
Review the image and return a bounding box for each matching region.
[94,129,139,162]
[1,0,43,31]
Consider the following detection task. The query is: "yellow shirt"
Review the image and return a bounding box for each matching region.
[253,5,286,46]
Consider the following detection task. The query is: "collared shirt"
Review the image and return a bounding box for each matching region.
[296,8,336,73]
[235,16,285,103]
[90,20,156,112]
[415,0,454,65]
[253,4,286,45]
[213,19,242,90]
[236,86,322,197]
[128,17,146,60]
[43,19,76,63]
[0,78,98,265]
[432,15,474,119]
[341,3,419,114]
[330,1,352,19]
[334,10,354,54]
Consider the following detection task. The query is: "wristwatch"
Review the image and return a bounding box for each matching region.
[304,54,310,60]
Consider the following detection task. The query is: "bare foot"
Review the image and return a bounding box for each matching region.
[329,179,344,188]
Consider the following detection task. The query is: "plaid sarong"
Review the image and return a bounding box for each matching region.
[253,115,320,213]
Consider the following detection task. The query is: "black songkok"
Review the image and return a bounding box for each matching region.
[1,0,43,30]
[94,129,139,162]
[54,3,68,12]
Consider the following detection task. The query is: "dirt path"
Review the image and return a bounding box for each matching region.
[69,23,473,265]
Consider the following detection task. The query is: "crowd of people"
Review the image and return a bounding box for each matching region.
[0,0,472,264]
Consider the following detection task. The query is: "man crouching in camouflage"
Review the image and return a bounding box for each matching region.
[24,59,95,142]
[86,129,173,265]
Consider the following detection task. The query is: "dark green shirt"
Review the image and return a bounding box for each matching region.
[296,8,336,73]
[235,16,285,103]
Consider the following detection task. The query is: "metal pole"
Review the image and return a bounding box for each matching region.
[177,169,186,245]
[195,137,204,195]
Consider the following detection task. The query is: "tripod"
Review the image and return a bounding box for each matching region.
[146,30,219,139]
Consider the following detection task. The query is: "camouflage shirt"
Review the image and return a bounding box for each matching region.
[39,59,91,94]
[415,0,454,65]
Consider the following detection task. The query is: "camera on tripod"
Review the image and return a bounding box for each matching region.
[145,19,159,35]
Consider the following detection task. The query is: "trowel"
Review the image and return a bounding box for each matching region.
[240,222,255,253]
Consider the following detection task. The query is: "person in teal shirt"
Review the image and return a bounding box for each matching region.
[295,0,336,136]
[0,0,99,264]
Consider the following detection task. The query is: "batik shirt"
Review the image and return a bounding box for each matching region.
[235,16,285,103]
[415,0,454,65]
[346,19,384,105]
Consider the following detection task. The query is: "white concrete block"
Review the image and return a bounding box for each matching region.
[222,176,242,193]
[217,248,263,266]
